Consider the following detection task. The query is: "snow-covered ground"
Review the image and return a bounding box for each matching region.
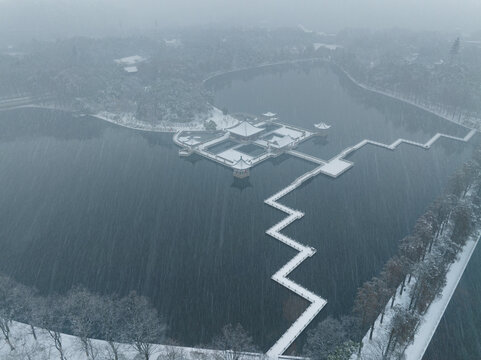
[354,225,481,359]
[93,106,239,133]
[0,321,304,360]
[313,43,342,51]
[404,231,481,360]
[123,66,138,73]
[114,55,146,66]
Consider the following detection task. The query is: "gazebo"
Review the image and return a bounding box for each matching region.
[232,157,251,178]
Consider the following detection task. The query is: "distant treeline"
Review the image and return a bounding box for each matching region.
[0,28,326,124]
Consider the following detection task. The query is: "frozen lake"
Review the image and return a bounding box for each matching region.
[0,62,477,351]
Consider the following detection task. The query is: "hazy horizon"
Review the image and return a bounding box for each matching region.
[1,0,481,44]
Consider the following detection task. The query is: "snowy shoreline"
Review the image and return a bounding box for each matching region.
[81,60,481,135]
[91,106,239,134]
[354,230,481,360]
[354,218,481,359]
[334,64,481,132]
[3,58,477,137]
[0,321,304,360]
[404,230,481,359]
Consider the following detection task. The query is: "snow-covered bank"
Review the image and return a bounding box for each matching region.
[336,64,481,131]
[0,321,303,360]
[404,231,481,360]
[202,57,327,85]
[92,106,239,133]
[354,230,481,360]
[354,181,481,360]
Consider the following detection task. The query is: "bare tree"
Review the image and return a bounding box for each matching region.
[64,286,103,359]
[210,323,257,360]
[326,340,357,360]
[399,235,424,280]
[384,306,419,356]
[304,316,347,360]
[429,195,457,236]
[120,291,166,360]
[451,204,474,247]
[409,258,447,314]
[353,279,383,342]
[11,284,39,341]
[99,295,125,360]
[158,344,186,360]
[0,275,21,351]
[36,295,68,360]
[381,256,407,307]
[414,211,438,253]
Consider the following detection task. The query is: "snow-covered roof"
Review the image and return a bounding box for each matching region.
[273,126,303,139]
[124,66,138,73]
[313,43,342,51]
[267,135,295,149]
[232,157,251,170]
[178,136,200,146]
[263,112,277,117]
[314,122,331,130]
[164,39,182,47]
[227,121,265,138]
[114,55,146,66]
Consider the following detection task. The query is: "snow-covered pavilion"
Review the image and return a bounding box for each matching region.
[227,121,265,140]
[232,157,251,178]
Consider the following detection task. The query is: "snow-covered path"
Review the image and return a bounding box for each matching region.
[352,231,481,360]
[404,231,481,360]
[265,171,328,358]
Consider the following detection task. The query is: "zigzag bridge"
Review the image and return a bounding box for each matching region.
[265,129,476,358]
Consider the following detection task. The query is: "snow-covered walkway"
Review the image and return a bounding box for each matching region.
[265,129,477,358]
[353,231,481,360]
[265,169,328,358]
[404,231,481,360]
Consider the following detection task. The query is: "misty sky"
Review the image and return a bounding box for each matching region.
[1,0,480,44]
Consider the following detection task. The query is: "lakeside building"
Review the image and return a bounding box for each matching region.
[174,114,322,178]
[227,121,265,141]
[232,157,251,178]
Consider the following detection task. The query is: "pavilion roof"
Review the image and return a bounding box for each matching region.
[263,112,277,117]
[232,157,251,170]
[227,121,265,138]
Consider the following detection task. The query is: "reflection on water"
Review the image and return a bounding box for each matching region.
[230,177,252,191]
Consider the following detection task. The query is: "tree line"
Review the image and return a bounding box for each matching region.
[0,282,166,360]
[303,145,481,360]
[0,276,262,360]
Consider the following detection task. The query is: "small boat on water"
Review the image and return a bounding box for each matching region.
[314,122,331,130]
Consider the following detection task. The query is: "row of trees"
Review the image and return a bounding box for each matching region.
[0,281,165,360]
[0,276,262,360]
[334,31,481,129]
[303,146,481,360]
[352,147,481,358]
[304,316,360,360]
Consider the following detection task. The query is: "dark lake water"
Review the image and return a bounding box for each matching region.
[424,239,481,360]
[0,62,477,352]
